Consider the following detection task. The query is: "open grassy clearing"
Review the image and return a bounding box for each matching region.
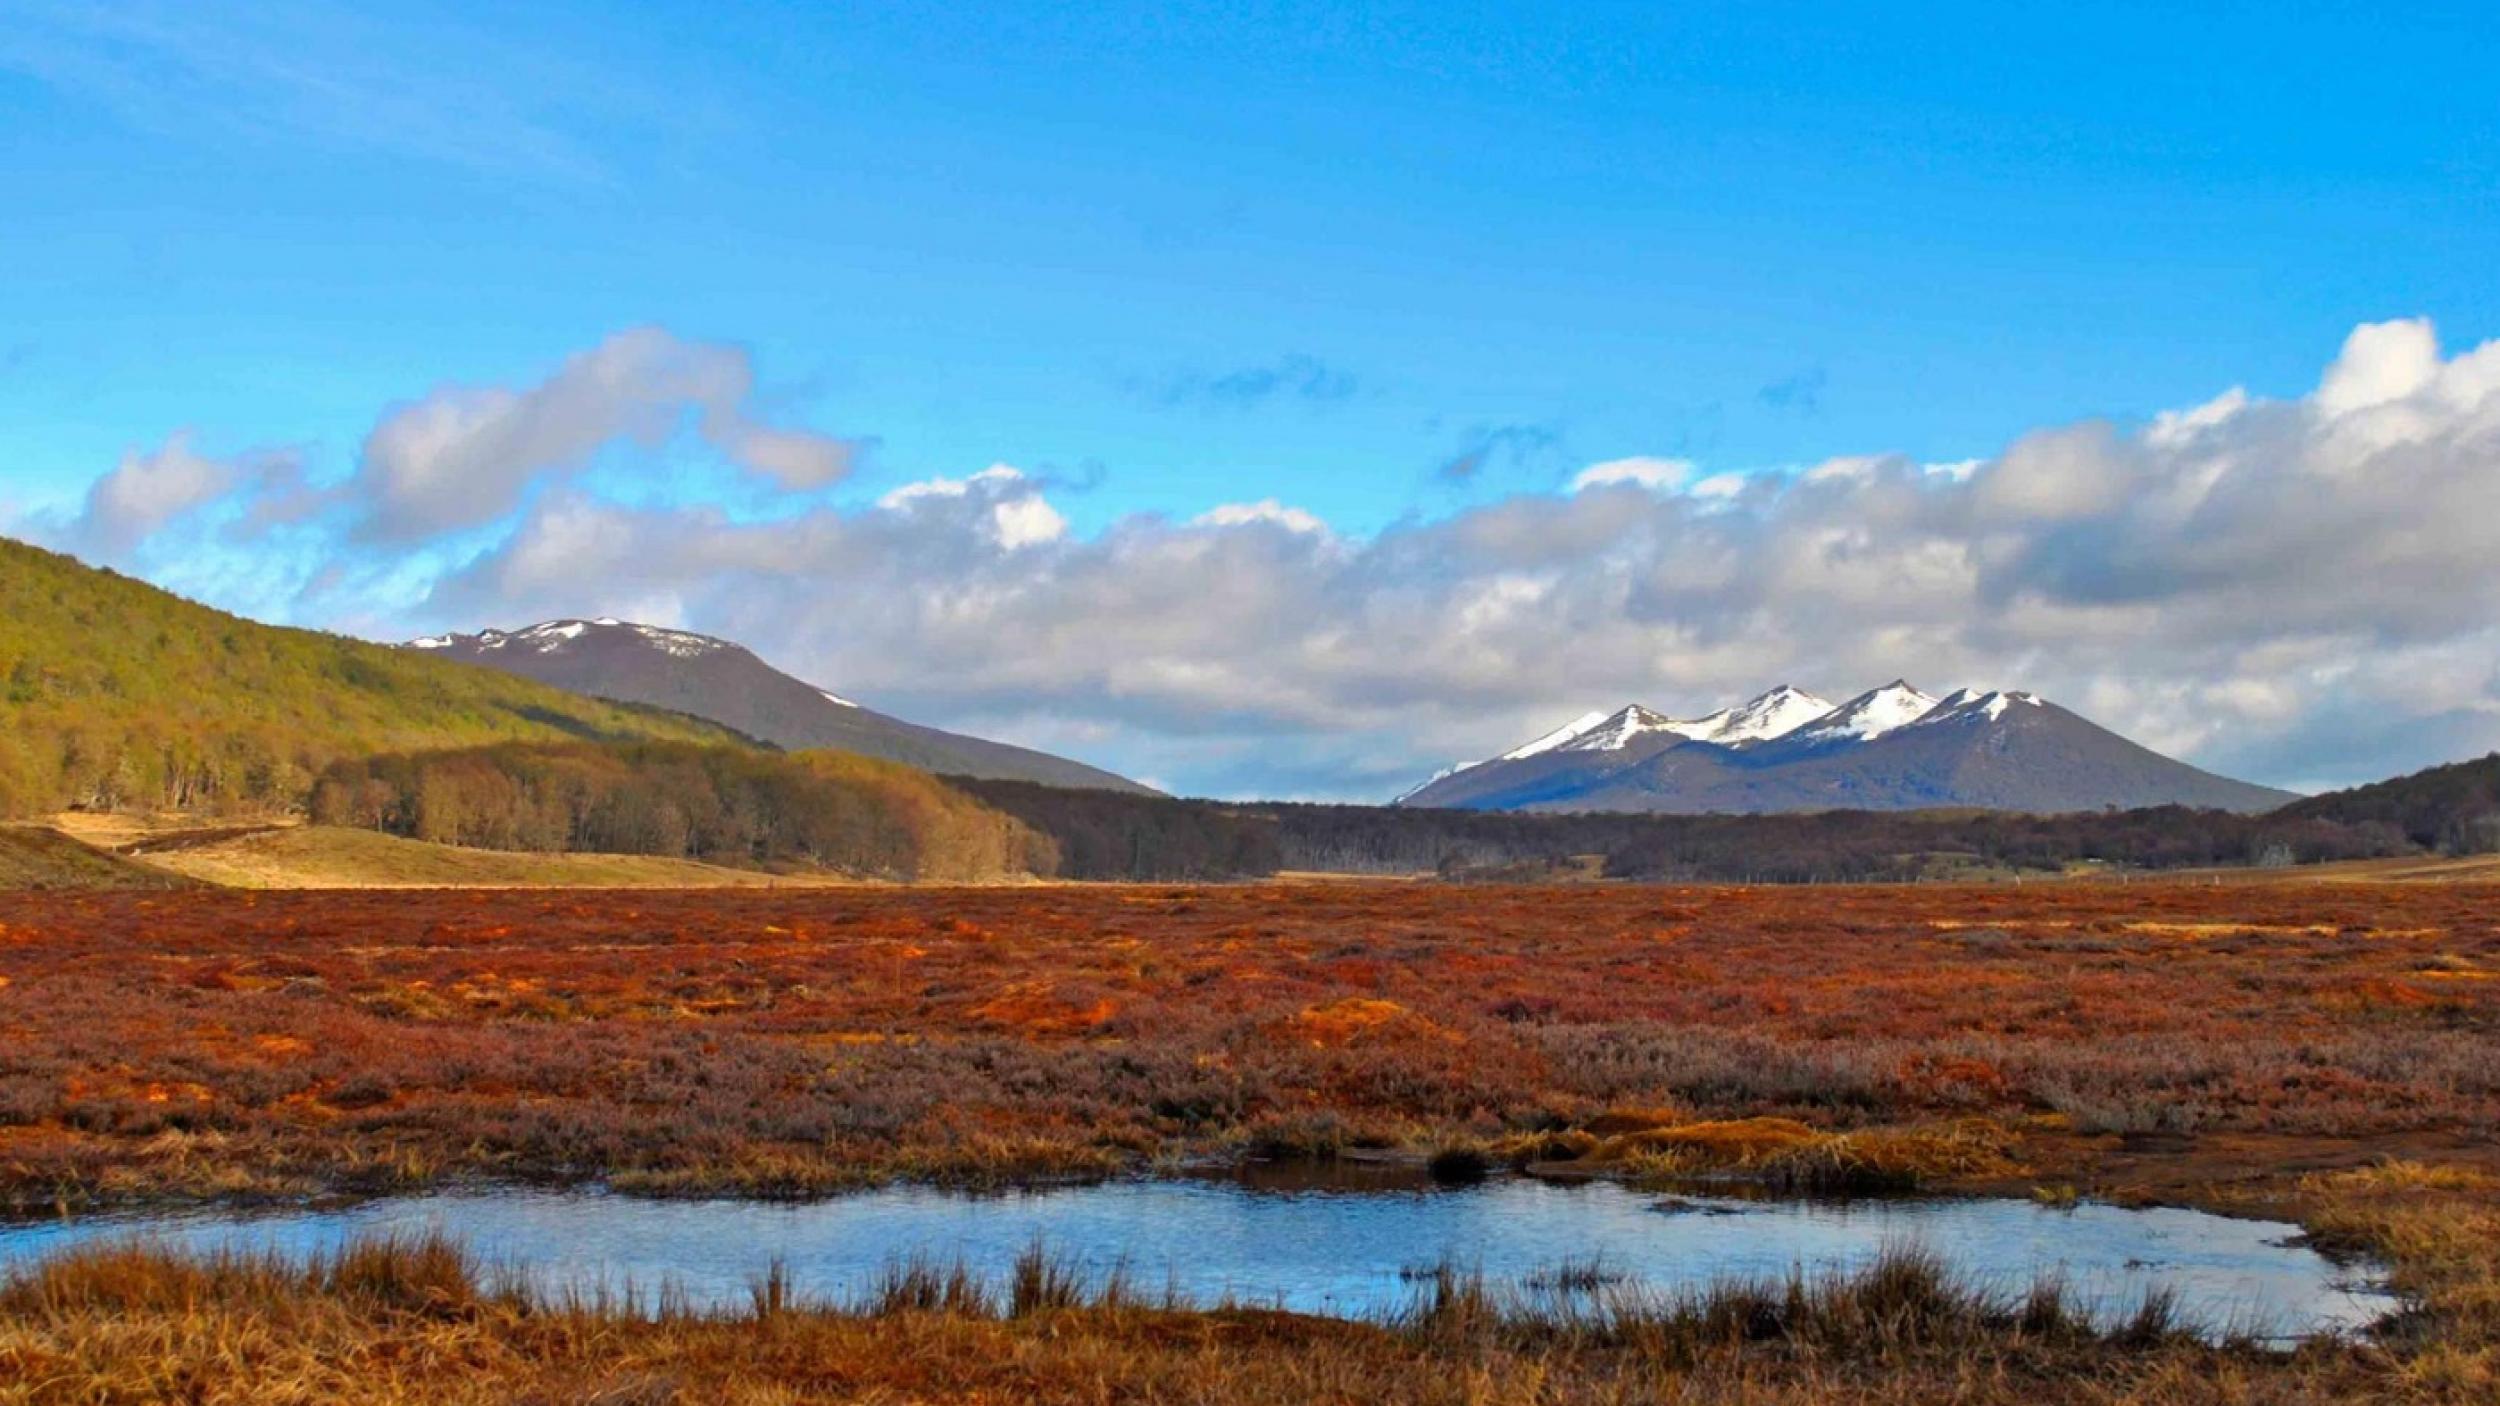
[121,824,856,891]
[0,828,194,892]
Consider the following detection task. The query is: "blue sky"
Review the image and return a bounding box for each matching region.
[6,1,2500,798]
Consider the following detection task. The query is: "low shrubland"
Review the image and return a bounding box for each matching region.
[3,880,2496,1402]
[0,881,2492,1211]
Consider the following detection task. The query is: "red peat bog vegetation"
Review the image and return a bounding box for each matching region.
[2,881,2499,1403]
[1,882,2493,1208]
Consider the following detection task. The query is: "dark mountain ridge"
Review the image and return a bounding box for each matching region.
[409,618,1152,795]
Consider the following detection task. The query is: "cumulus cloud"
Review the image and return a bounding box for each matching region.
[1571,457,1694,493]
[352,327,860,539]
[1190,500,1328,534]
[69,432,238,552]
[60,431,314,557]
[400,317,2500,799]
[877,465,1067,548]
[46,315,2500,799]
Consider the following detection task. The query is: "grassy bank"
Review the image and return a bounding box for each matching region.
[123,824,857,890]
[0,828,194,892]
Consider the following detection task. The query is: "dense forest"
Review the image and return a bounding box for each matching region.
[955,781,2427,883]
[0,538,735,818]
[945,779,1286,880]
[2277,753,2500,854]
[312,742,1056,881]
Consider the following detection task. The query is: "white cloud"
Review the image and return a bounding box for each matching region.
[1190,500,1328,534]
[2314,317,2441,417]
[69,431,246,553]
[407,317,2500,798]
[2146,388,2249,447]
[877,464,1065,548]
[354,327,858,539]
[1571,456,1693,492]
[53,316,2500,800]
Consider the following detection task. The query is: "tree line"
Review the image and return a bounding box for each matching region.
[951,781,2427,883]
[313,742,1056,881]
[2277,752,2500,855]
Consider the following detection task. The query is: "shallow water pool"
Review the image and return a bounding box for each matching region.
[0,1173,2393,1339]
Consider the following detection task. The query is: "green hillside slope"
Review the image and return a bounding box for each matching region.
[2276,752,2500,854]
[0,537,742,816]
[0,827,197,890]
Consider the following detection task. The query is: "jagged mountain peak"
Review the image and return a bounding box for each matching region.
[1693,684,1837,744]
[1924,688,2044,724]
[411,617,737,662]
[1785,682,1941,745]
[1394,677,2291,815]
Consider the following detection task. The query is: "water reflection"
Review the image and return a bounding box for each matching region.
[0,1175,2392,1339]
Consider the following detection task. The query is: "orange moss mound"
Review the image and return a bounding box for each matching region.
[969,984,1120,1035]
[1580,1105,1688,1136]
[1594,1116,1822,1165]
[1283,997,1451,1047]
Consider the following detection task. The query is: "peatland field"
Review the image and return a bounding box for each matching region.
[1,880,2495,1402]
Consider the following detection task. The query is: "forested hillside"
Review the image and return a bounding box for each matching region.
[950,778,1283,880]
[312,742,1057,881]
[0,538,738,816]
[2277,753,2500,854]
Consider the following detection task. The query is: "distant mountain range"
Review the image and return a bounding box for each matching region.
[1397,682,2296,815]
[407,619,1152,794]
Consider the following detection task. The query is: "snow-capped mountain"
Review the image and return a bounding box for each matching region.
[1494,687,1836,766]
[1779,682,1939,746]
[407,618,1152,795]
[1679,684,1836,745]
[1500,709,1617,760]
[1395,681,2292,815]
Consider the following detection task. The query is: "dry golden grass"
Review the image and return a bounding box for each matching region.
[126,825,855,890]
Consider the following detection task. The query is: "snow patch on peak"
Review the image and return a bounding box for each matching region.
[818,688,859,709]
[1557,705,1690,753]
[1924,688,2044,724]
[1392,763,1464,805]
[1792,682,1941,743]
[407,635,453,650]
[1695,685,1835,744]
[1502,710,1615,761]
[516,620,588,650]
[619,622,728,658]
